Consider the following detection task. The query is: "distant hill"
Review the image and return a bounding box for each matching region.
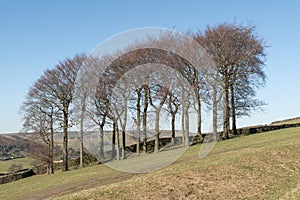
[271,117,300,125]
[1,116,299,159]
[0,133,31,159]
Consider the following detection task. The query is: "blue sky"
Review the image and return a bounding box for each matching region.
[0,0,299,133]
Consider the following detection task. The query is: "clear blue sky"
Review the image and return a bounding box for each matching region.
[0,0,299,133]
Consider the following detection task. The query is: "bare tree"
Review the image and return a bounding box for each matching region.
[91,82,110,162]
[202,67,223,138]
[231,77,266,121]
[165,90,180,146]
[135,88,142,154]
[35,54,85,171]
[142,85,150,152]
[149,83,168,152]
[194,23,266,139]
[179,81,193,147]
[229,62,266,135]
[27,138,60,173]
[73,71,89,168]
[111,79,131,160]
[128,86,143,154]
[73,88,88,168]
[21,75,60,174]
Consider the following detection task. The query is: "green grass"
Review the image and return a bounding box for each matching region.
[0,164,122,199]
[1,127,300,199]
[0,157,35,173]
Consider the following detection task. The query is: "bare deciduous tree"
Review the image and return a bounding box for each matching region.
[21,74,60,174]
[31,54,85,171]
[195,23,266,139]
[165,90,180,146]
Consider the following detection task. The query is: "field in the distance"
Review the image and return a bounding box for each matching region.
[271,117,300,125]
[0,157,35,173]
[0,126,300,199]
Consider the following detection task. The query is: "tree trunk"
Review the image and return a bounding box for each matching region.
[152,90,167,153]
[154,109,160,153]
[79,99,86,168]
[99,114,106,162]
[62,105,69,171]
[79,133,84,168]
[185,108,190,147]
[50,134,54,174]
[171,113,176,146]
[112,121,116,160]
[196,95,202,138]
[142,87,149,153]
[230,84,237,135]
[193,68,202,138]
[47,143,51,175]
[222,78,230,139]
[142,108,147,153]
[99,123,105,162]
[152,95,167,153]
[121,97,127,160]
[116,123,120,160]
[121,129,126,160]
[181,105,185,146]
[49,111,54,174]
[212,85,218,139]
[136,89,141,154]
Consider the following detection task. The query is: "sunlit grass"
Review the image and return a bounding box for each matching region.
[0,157,35,173]
[1,127,300,199]
[0,164,118,199]
[56,127,300,200]
[271,118,300,125]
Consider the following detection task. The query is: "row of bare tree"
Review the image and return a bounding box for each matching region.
[20,23,266,174]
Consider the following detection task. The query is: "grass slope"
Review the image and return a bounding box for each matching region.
[271,117,300,125]
[0,157,35,173]
[1,127,300,199]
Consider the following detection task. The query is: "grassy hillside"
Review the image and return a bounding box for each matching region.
[271,117,300,125]
[0,157,35,173]
[0,133,30,159]
[1,127,300,199]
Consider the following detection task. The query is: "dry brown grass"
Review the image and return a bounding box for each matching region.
[1,127,300,199]
[52,127,300,200]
